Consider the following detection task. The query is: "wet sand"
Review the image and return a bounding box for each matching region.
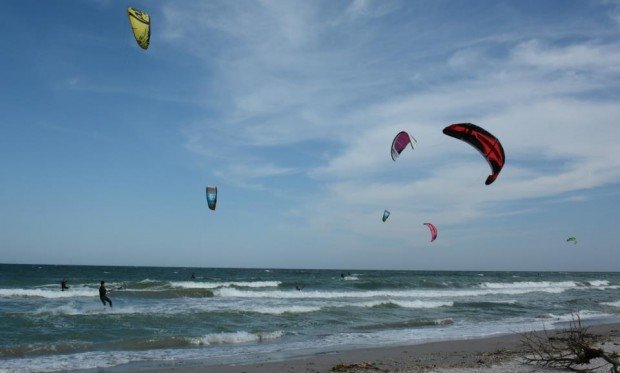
[114,322,620,373]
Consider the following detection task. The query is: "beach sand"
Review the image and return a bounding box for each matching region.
[111,322,620,373]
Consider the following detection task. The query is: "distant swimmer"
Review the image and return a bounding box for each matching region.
[61,279,69,291]
[191,273,196,280]
[99,281,113,308]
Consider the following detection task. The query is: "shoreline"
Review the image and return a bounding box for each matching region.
[100,322,620,373]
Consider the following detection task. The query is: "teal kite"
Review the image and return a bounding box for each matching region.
[382,210,390,222]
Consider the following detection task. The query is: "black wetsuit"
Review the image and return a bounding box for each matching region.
[99,285,112,307]
[61,280,68,291]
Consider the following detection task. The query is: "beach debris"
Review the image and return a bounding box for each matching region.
[520,313,620,372]
[331,362,379,371]
[127,7,150,50]
[391,131,416,161]
[443,123,505,185]
[382,210,390,222]
[206,185,217,211]
[423,222,438,242]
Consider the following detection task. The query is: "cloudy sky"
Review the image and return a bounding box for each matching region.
[1,0,619,270]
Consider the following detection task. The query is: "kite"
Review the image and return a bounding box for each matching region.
[567,236,577,245]
[382,210,390,222]
[391,131,416,161]
[443,123,505,185]
[206,186,217,211]
[423,223,437,242]
[127,7,150,50]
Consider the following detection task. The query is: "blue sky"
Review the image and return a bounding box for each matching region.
[1,0,619,270]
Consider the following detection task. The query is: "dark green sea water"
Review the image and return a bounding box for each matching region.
[1,264,620,371]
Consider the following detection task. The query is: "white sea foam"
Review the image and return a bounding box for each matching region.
[585,280,610,287]
[250,305,322,314]
[541,310,612,322]
[138,279,159,284]
[358,300,453,309]
[485,300,518,304]
[343,276,359,281]
[478,281,580,289]
[0,288,97,298]
[32,304,147,316]
[170,281,281,289]
[601,301,620,307]
[29,299,321,317]
[214,285,576,299]
[3,310,619,373]
[190,331,284,345]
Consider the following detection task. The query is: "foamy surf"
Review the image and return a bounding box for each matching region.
[0,288,97,298]
[214,285,579,299]
[3,264,620,373]
[357,300,454,309]
[190,331,285,345]
[170,281,282,289]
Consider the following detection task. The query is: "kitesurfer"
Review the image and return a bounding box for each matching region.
[191,273,196,280]
[295,284,305,291]
[61,279,69,291]
[99,281,113,308]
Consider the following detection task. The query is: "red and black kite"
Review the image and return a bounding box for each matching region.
[443,123,505,185]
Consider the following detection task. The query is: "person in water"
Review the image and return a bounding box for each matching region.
[99,281,112,308]
[191,273,196,280]
[61,279,69,291]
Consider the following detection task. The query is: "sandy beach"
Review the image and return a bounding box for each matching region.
[103,322,620,373]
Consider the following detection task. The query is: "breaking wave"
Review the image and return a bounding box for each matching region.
[169,281,281,289]
[189,331,285,345]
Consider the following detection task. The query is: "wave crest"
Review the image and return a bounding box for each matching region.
[170,281,281,289]
[190,331,284,345]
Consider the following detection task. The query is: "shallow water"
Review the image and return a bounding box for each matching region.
[1,264,620,371]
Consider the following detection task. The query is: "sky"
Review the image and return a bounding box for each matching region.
[1,0,619,271]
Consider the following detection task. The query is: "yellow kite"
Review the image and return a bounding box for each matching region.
[127,7,150,50]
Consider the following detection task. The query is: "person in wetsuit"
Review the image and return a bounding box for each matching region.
[61,279,69,291]
[191,273,196,280]
[99,280,112,307]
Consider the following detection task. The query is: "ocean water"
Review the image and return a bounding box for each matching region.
[1,264,620,372]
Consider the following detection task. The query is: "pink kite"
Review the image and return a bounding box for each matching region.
[391,131,416,161]
[423,223,437,242]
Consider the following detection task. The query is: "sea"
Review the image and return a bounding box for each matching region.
[2,264,620,372]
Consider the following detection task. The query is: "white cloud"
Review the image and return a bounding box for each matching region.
[214,163,298,189]
[344,0,399,21]
[161,1,620,246]
[512,40,620,73]
[301,40,620,237]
